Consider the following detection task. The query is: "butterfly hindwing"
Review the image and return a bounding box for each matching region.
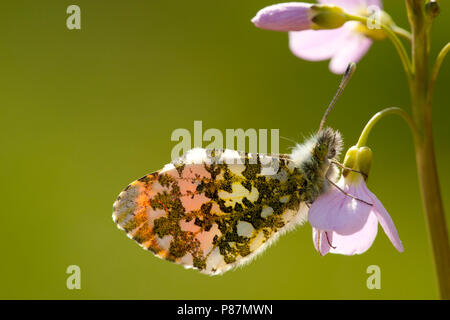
[112,148,309,274]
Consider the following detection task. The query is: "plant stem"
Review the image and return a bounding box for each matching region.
[427,42,450,108]
[346,13,413,80]
[406,0,450,299]
[356,107,420,148]
[392,25,413,42]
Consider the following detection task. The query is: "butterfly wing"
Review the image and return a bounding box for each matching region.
[112,148,309,275]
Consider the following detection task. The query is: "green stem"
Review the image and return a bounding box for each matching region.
[427,42,450,108]
[392,25,413,42]
[406,0,450,300]
[346,13,413,81]
[356,107,420,148]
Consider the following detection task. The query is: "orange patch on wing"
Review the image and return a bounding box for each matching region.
[134,207,149,226]
[132,222,153,244]
[143,237,161,252]
[157,250,169,259]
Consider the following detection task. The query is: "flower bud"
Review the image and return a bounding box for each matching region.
[251,3,314,32]
[425,0,440,19]
[251,3,347,32]
[310,4,347,30]
[356,146,372,178]
[342,146,373,181]
[342,146,358,176]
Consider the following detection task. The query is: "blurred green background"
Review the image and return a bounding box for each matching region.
[0,0,449,299]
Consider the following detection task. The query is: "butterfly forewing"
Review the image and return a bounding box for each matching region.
[112,148,308,274]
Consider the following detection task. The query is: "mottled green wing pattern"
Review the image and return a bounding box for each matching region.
[113,148,309,274]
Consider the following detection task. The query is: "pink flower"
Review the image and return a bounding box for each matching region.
[252,2,347,32]
[309,173,404,256]
[251,3,315,32]
[252,0,384,74]
[290,0,382,74]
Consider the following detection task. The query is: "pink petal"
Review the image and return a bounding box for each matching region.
[328,24,373,74]
[289,26,351,61]
[308,178,372,235]
[313,228,331,256]
[329,211,379,255]
[318,0,382,13]
[361,184,404,252]
[251,3,313,32]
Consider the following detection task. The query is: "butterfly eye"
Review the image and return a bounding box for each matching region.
[314,144,328,160]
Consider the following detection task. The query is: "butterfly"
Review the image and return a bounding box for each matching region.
[112,63,355,275]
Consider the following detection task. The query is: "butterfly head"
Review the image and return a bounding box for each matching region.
[290,127,342,169]
[314,127,343,162]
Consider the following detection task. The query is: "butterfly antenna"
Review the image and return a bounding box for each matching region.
[280,135,297,144]
[318,62,356,132]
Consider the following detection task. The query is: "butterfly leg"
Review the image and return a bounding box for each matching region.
[325,232,336,249]
[330,160,368,179]
[326,176,373,206]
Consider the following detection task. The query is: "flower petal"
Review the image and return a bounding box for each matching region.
[318,0,382,13]
[288,26,350,61]
[329,211,379,255]
[308,178,372,234]
[328,24,373,74]
[313,228,331,256]
[251,3,313,32]
[361,184,404,252]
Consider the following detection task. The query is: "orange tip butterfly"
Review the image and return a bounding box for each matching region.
[113,63,356,275]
